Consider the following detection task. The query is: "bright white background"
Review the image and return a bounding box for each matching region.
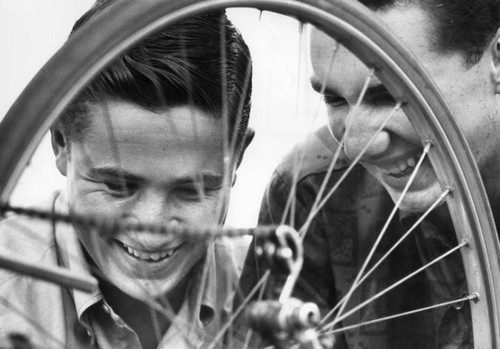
[0,1,327,228]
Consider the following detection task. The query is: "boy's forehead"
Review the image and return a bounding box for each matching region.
[310,4,440,79]
[71,100,230,182]
[85,101,224,141]
[85,165,225,186]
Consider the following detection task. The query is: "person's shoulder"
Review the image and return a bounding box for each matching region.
[273,125,349,183]
[0,194,60,283]
[0,196,67,344]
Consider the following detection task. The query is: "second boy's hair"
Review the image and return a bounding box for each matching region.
[360,0,500,67]
[59,1,252,155]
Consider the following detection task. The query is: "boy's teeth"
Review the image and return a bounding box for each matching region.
[126,246,141,258]
[407,156,416,167]
[150,253,161,261]
[121,242,173,262]
[398,162,409,171]
[387,154,421,175]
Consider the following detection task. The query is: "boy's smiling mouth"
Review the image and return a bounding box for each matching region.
[383,152,421,177]
[118,241,176,262]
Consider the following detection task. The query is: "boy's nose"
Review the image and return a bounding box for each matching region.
[131,192,171,225]
[342,108,391,160]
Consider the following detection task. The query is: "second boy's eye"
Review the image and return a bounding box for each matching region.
[363,85,396,107]
[323,94,347,108]
[175,182,222,201]
[366,92,395,106]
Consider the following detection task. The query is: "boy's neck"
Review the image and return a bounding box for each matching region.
[99,275,190,349]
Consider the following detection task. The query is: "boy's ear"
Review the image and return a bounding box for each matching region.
[235,128,255,169]
[50,123,69,176]
[490,29,500,94]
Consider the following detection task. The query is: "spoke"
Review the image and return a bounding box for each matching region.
[320,294,478,336]
[242,269,270,349]
[344,68,375,138]
[225,13,254,166]
[194,174,207,201]
[205,270,270,349]
[308,28,340,125]
[179,27,207,205]
[227,59,252,166]
[288,21,306,228]
[332,143,431,322]
[195,243,213,320]
[320,187,451,328]
[148,307,162,346]
[279,146,305,227]
[330,240,468,327]
[279,36,339,227]
[214,14,232,225]
[179,28,199,145]
[99,101,125,186]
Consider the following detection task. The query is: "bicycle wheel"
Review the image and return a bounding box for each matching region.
[0,0,499,348]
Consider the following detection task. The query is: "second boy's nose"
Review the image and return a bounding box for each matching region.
[342,107,392,161]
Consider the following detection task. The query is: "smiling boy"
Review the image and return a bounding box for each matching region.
[238,0,500,348]
[0,1,252,348]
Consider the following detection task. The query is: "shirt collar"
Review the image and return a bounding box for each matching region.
[53,191,103,321]
[188,242,217,326]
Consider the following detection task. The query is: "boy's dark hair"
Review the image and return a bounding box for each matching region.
[59,0,252,155]
[360,0,500,66]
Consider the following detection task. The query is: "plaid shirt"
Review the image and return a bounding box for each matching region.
[237,126,472,348]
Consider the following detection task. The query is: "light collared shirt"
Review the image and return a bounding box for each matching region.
[0,191,238,349]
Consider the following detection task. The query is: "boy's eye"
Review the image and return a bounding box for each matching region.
[363,85,396,107]
[176,183,221,201]
[176,184,208,201]
[323,94,347,107]
[366,91,396,106]
[177,187,201,199]
[104,180,139,196]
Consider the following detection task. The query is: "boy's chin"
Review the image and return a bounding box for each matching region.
[386,183,445,214]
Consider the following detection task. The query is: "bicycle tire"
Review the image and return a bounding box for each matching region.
[0,0,499,347]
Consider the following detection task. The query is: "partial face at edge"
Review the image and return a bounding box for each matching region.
[56,100,237,298]
[309,4,500,212]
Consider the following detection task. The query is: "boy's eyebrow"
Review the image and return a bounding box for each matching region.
[364,84,391,99]
[88,167,225,186]
[311,79,391,99]
[175,174,225,186]
[310,79,339,96]
[88,167,140,181]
